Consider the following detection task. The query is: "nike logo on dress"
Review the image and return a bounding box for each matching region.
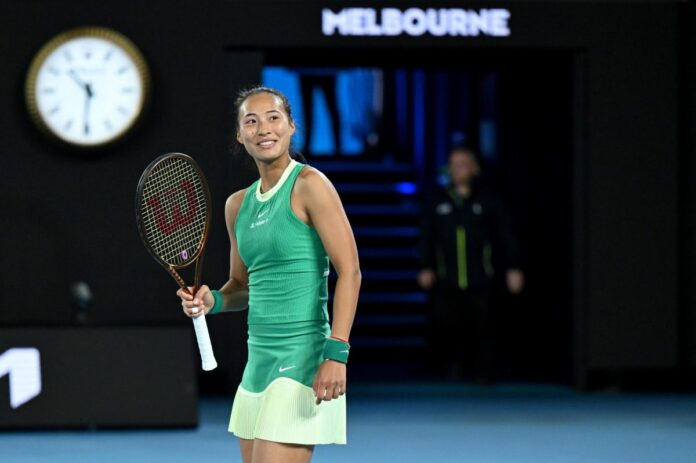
[257,209,269,218]
[339,350,349,353]
[278,365,296,372]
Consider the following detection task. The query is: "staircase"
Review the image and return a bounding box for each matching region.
[311,159,429,380]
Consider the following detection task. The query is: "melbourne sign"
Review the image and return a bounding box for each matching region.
[322,7,511,37]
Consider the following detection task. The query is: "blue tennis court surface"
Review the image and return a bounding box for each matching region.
[3,382,696,463]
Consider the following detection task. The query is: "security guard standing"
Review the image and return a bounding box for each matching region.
[418,146,524,383]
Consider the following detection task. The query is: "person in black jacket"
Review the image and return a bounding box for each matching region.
[418,146,524,383]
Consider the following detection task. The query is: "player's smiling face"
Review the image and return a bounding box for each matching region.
[237,92,295,163]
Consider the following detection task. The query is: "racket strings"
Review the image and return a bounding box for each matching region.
[139,157,208,266]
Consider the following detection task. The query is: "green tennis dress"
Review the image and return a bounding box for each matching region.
[229,159,346,445]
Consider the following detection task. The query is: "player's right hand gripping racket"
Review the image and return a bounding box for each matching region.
[135,153,218,371]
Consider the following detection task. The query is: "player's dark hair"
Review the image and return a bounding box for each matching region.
[232,85,307,164]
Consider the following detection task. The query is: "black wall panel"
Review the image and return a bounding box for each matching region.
[0,0,689,387]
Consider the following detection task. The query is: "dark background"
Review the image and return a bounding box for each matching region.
[254,53,574,384]
[0,328,197,428]
[0,0,693,413]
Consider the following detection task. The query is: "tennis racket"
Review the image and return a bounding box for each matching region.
[135,152,217,371]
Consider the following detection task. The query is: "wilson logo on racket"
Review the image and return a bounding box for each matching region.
[146,180,198,235]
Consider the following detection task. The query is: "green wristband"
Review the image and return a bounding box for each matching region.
[209,290,223,315]
[323,338,350,364]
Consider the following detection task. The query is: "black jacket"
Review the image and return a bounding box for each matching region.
[419,184,521,290]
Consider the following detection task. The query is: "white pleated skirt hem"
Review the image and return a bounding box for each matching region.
[228,377,347,445]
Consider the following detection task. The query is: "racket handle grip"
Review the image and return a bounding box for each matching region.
[192,314,218,371]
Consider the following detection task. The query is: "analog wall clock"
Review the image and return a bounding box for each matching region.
[25,27,150,148]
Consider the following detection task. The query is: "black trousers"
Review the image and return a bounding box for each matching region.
[426,285,497,381]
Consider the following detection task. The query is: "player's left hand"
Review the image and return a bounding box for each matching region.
[313,360,346,405]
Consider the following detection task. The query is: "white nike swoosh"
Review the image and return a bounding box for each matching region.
[339,350,349,353]
[257,209,269,218]
[278,365,296,372]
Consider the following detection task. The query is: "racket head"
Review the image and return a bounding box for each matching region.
[135,153,211,270]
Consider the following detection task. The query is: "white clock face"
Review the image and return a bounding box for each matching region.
[31,34,146,146]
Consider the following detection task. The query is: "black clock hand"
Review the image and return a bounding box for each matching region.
[83,82,93,135]
[69,70,92,133]
[68,69,88,91]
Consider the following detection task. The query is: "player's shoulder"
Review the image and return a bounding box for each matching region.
[225,188,249,214]
[224,188,250,231]
[297,165,333,192]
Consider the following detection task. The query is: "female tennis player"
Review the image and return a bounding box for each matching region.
[178,86,360,463]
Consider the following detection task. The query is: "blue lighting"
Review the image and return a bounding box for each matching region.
[262,66,379,156]
[412,70,426,185]
[395,182,417,195]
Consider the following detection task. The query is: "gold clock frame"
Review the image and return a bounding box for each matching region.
[25,26,151,149]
